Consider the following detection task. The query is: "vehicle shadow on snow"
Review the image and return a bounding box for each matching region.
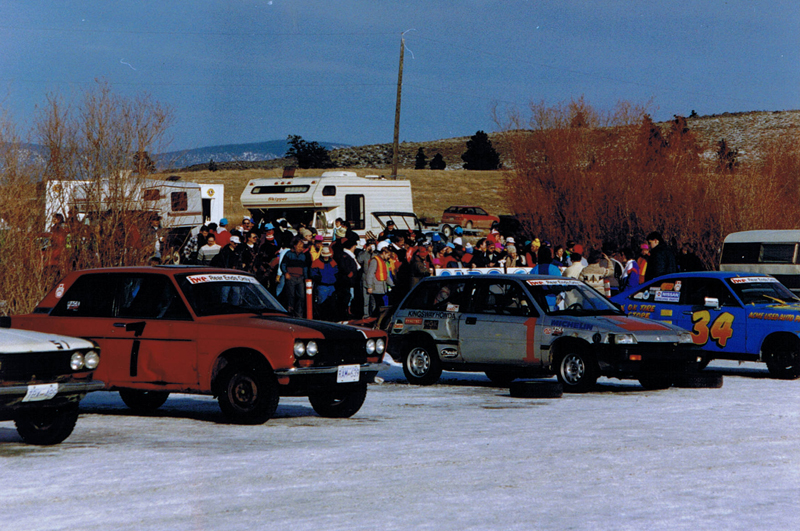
[702,366,772,379]
[77,392,333,424]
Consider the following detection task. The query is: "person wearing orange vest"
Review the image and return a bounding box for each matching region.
[365,241,395,317]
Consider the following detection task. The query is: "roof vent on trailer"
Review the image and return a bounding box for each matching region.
[320,171,358,178]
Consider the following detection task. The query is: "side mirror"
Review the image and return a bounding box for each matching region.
[704,297,720,310]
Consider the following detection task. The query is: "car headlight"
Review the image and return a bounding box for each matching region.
[70,352,85,371]
[366,339,376,355]
[84,350,100,370]
[306,341,318,357]
[376,338,386,355]
[293,341,306,357]
[678,332,694,344]
[614,334,637,345]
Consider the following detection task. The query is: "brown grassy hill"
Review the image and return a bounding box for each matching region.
[164,110,800,224]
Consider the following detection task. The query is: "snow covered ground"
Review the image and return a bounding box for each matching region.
[1,360,798,531]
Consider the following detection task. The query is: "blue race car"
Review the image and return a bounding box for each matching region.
[611,271,800,379]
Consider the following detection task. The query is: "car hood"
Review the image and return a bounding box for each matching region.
[583,315,687,340]
[0,328,95,354]
[204,313,375,341]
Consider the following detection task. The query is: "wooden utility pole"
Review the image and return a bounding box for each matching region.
[391,35,405,179]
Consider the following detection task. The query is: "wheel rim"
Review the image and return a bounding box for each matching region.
[407,347,431,377]
[560,353,585,385]
[228,374,259,411]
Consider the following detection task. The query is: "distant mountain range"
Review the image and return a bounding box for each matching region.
[157,140,349,170]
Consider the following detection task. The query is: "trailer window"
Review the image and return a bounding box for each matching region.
[761,243,797,264]
[720,243,760,264]
[322,186,336,196]
[171,191,188,212]
[143,189,161,201]
[345,195,365,230]
[251,185,310,194]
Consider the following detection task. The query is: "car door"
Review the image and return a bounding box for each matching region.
[113,274,199,387]
[458,279,541,366]
[50,272,199,388]
[641,277,746,354]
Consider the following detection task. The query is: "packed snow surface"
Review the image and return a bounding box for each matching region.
[1,361,798,531]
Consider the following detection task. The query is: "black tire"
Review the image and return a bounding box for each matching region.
[14,404,80,445]
[485,370,518,386]
[509,381,563,399]
[441,224,453,238]
[673,373,724,389]
[638,374,673,390]
[308,382,368,418]
[118,389,170,413]
[402,340,443,385]
[555,350,597,393]
[216,364,280,424]
[764,348,800,380]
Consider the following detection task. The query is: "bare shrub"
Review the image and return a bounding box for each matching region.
[502,98,800,269]
[0,82,173,314]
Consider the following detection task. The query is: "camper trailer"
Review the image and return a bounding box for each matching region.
[240,171,414,237]
[45,177,204,231]
[44,177,218,260]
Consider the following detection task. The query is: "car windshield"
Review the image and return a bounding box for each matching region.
[523,279,623,316]
[177,273,287,317]
[726,277,800,305]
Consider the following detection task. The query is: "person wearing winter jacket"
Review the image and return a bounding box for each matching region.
[365,241,395,317]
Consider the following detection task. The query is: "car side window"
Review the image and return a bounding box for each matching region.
[404,280,469,312]
[474,281,536,317]
[680,278,737,307]
[51,274,117,317]
[51,273,191,320]
[118,275,192,320]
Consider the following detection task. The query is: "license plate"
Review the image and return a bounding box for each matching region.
[22,383,59,402]
[336,364,360,383]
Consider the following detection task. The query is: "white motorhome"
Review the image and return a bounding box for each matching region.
[719,230,800,292]
[240,171,414,237]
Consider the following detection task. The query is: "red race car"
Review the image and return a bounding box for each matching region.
[11,266,387,424]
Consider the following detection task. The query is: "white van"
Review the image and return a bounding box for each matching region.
[240,171,414,238]
[719,230,800,292]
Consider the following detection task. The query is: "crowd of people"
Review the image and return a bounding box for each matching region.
[179,215,706,322]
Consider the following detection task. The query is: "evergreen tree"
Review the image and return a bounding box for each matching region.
[429,153,446,170]
[285,134,334,169]
[461,130,501,170]
[133,150,156,174]
[717,139,738,173]
[414,147,428,169]
[208,158,218,172]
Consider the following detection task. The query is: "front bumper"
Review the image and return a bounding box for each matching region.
[597,343,700,377]
[275,362,389,396]
[0,380,105,412]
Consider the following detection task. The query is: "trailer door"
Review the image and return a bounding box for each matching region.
[345,194,365,230]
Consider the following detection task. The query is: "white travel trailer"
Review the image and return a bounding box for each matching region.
[45,177,204,231]
[240,171,414,237]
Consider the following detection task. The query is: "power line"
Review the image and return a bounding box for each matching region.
[0,25,395,38]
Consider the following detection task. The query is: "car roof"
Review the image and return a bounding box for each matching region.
[67,266,250,275]
[645,271,773,280]
[419,274,574,283]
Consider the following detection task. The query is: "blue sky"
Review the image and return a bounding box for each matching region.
[1,1,797,152]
